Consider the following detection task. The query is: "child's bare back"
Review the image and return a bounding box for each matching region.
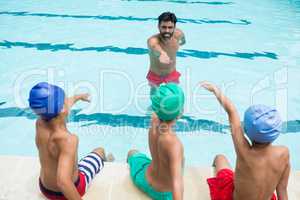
[234,145,290,200]
[36,117,79,191]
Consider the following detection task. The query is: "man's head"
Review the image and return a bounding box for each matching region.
[158,12,177,40]
[29,82,65,121]
[243,104,282,144]
[151,83,184,122]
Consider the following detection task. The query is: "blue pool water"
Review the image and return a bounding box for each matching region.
[0,0,300,168]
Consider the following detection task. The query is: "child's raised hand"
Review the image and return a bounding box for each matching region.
[200,81,219,93]
[80,93,90,102]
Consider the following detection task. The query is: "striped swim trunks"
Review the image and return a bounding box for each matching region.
[78,152,104,189]
[39,152,104,200]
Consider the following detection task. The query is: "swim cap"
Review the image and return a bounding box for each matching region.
[244,105,282,143]
[28,82,65,120]
[151,83,184,121]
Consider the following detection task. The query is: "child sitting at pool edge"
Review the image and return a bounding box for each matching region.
[201,81,290,200]
[29,82,113,200]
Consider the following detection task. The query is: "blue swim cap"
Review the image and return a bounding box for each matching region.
[28,82,65,120]
[151,83,185,121]
[244,105,282,143]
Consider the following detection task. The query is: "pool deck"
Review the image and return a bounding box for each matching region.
[0,155,299,199]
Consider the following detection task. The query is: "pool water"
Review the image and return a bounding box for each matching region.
[0,0,300,168]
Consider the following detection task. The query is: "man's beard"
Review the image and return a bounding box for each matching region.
[160,32,173,39]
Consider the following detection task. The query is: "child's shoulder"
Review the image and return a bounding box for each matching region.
[272,145,289,158]
[271,145,289,152]
[52,131,78,146]
[261,145,290,168]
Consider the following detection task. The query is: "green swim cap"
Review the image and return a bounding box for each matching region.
[151,83,185,121]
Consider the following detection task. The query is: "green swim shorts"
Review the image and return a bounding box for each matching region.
[128,152,173,200]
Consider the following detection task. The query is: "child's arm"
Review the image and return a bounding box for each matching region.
[201,81,250,155]
[167,140,184,200]
[56,135,82,200]
[276,149,290,200]
[65,93,90,111]
[148,113,160,170]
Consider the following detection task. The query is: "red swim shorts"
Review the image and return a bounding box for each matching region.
[206,168,277,200]
[39,171,86,200]
[39,152,104,200]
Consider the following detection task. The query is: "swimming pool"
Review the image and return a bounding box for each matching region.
[0,0,300,169]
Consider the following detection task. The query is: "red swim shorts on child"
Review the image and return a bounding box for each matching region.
[206,168,276,200]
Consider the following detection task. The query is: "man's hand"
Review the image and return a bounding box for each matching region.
[175,29,186,46]
[159,52,173,65]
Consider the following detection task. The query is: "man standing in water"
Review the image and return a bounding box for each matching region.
[147,12,186,92]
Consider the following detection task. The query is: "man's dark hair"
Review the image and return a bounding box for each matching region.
[158,12,177,25]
